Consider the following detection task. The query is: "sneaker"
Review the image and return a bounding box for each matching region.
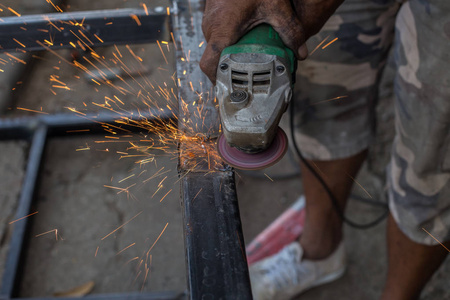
[249,241,346,300]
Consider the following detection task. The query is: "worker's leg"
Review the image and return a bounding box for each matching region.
[381,215,449,300]
[299,150,367,259]
[382,0,450,298]
[292,0,400,260]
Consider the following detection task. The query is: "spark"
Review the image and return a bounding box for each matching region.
[95,246,99,257]
[16,107,48,114]
[151,185,163,198]
[311,95,348,106]
[5,53,26,65]
[422,228,450,252]
[309,36,329,56]
[9,211,38,224]
[146,222,169,255]
[170,32,177,50]
[94,34,104,43]
[118,174,135,183]
[76,147,90,151]
[125,45,143,62]
[35,229,61,240]
[347,173,373,199]
[156,41,168,64]
[67,129,90,133]
[264,173,274,182]
[124,256,139,265]
[8,7,21,17]
[322,37,338,50]
[116,242,136,255]
[192,188,203,203]
[52,85,70,90]
[13,38,25,48]
[101,211,143,240]
[159,189,172,203]
[166,7,170,15]
[130,14,141,26]
[142,4,149,15]
[46,0,63,12]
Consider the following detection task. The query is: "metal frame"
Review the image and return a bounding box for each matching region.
[171,1,252,298]
[0,2,252,299]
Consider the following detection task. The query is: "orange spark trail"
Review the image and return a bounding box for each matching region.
[159,189,172,203]
[66,129,90,133]
[347,173,373,199]
[192,188,202,203]
[16,107,48,114]
[130,14,141,26]
[142,4,149,15]
[118,174,135,183]
[322,37,338,50]
[8,7,21,17]
[309,36,329,56]
[116,242,136,255]
[264,173,274,182]
[13,38,26,48]
[146,222,169,255]
[422,228,450,252]
[157,41,169,64]
[6,53,26,64]
[9,211,38,224]
[311,96,348,106]
[101,211,143,240]
[35,229,60,240]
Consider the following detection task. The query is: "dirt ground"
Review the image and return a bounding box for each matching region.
[0,0,449,299]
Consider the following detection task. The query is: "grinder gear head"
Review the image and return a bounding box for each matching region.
[214,24,295,169]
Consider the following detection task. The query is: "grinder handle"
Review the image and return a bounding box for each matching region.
[220,24,296,75]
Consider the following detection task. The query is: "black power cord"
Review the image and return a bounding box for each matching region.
[289,101,389,229]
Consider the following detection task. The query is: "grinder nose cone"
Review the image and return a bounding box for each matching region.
[217,127,288,170]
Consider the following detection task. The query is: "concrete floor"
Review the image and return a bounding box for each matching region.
[0,0,449,299]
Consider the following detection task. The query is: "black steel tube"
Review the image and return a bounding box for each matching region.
[0,125,48,298]
[182,172,252,299]
[0,8,167,53]
[172,0,252,298]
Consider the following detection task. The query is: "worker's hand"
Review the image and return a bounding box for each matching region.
[200,0,344,84]
[292,0,344,39]
[200,0,308,84]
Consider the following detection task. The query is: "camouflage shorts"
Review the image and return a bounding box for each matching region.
[293,0,450,245]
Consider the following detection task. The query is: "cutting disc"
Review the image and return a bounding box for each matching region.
[217,127,288,170]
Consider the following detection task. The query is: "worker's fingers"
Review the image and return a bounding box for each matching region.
[200,2,256,84]
[263,2,309,60]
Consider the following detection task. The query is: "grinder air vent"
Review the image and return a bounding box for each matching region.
[252,70,271,94]
[231,70,248,90]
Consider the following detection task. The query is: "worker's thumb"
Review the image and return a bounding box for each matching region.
[200,41,222,85]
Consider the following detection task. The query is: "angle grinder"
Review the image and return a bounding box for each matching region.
[215,24,296,170]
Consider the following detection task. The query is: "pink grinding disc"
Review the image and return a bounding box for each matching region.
[217,127,288,170]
